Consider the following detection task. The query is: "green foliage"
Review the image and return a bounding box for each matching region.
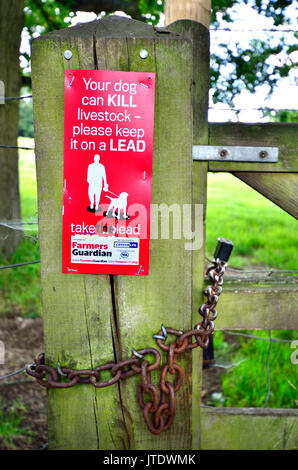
[211,0,294,26]
[25,0,73,33]
[210,0,297,106]
[138,0,163,25]
[206,172,298,408]
[0,397,35,449]
[0,237,41,317]
[21,0,298,107]
[213,330,298,408]
[19,100,34,138]
[265,109,298,122]
[211,38,297,107]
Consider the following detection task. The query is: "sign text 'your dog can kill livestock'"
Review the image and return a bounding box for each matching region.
[62,69,156,275]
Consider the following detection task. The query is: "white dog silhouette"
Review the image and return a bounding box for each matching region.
[106,192,128,218]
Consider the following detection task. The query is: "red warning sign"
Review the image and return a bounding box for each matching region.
[62,69,155,275]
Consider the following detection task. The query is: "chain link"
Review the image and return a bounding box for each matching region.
[26,258,227,434]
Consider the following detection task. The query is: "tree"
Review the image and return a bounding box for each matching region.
[23,0,297,107]
[265,109,298,122]
[0,0,24,254]
[210,1,297,106]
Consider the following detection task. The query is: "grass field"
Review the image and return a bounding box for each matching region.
[0,138,40,317]
[206,173,297,269]
[18,137,38,221]
[0,137,297,409]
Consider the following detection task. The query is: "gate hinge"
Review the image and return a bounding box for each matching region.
[192,145,278,163]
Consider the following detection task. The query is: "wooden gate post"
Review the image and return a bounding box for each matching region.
[31,15,204,449]
[167,19,210,449]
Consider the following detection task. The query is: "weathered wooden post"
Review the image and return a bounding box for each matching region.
[165,0,211,28]
[32,13,209,450]
[165,0,210,449]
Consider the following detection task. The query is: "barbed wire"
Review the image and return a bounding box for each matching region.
[210,27,297,33]
[208,107,298,112]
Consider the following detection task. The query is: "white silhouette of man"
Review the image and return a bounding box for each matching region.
[87,154,108,210]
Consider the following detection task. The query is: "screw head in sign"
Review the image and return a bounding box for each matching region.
[140,49,149,59]
[64,50,72,60]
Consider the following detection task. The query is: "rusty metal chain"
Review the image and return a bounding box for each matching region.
[26,239,232,435]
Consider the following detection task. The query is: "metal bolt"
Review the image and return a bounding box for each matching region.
[64,50,72,60]
[139,49,149,59]
[259,150,268,159]
[219,149,228,158]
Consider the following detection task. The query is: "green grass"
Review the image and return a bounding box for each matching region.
[0,238,41,317]
[18,137,38,221]
[0,137,40,317]
[213,330,298,409]
[206,173,297,269]
[206,173,297,408]
[0,398,35,449]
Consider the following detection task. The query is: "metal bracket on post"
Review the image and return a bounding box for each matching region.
[192,145,279,163]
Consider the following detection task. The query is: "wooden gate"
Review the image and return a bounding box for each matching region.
[200,121,298,449]
[31,14,297,450]
[167,18,298,451]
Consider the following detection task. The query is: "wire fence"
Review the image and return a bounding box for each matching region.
[205,328,297,409]
[0,215,296,415]
[210,27,298,33]
[205,257,298,276]
[208,107,298,113]
[2,95,32,101]
[2,90,298,116]
[0,24,297,440]
[0,260,40,270]
[0,144,35,150]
